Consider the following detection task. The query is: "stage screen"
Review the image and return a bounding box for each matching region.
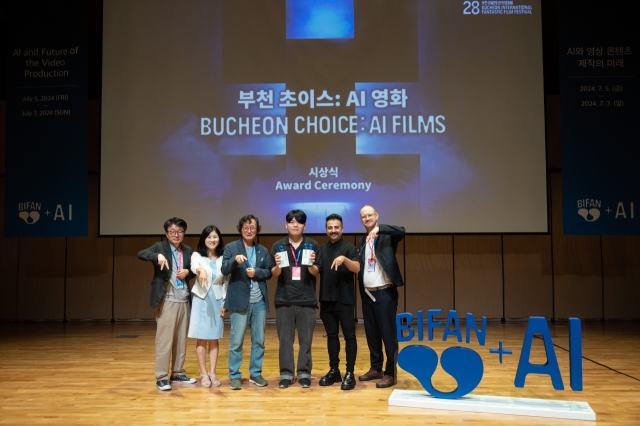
[101,0,547,234]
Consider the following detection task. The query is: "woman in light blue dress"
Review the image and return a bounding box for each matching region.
[188,225,228,387]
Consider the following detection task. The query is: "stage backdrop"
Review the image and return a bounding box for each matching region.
[559,1,640,235]
[101,0,547,235]
[4,0,88,237]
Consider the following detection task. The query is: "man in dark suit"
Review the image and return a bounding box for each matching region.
[357,205,405,388]
[221,214,273,390]
[138,217,196,391]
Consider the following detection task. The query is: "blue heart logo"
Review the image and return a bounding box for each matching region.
[398,345,484,399]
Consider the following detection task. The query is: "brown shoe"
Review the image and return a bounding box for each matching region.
[358,369,383,381]
[376,375,396,388]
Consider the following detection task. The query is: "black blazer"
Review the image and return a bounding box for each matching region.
[221,239,273,312]
[358,224,406,295]
[138,240,194,308]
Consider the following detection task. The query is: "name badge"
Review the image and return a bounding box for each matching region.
[367,259,376,272]
[292,266,301,280]
[176,279,184,288]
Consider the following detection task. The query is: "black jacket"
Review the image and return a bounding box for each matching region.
[221,239,273,312]
[138,240,194,308]
[357,224,405,296]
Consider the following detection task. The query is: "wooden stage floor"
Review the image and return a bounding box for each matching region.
[1,320,639,425]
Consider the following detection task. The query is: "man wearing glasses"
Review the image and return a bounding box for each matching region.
[138,217,196,391]
[221,215,273,390]
[270,210,320,388]
[357,205,405,389]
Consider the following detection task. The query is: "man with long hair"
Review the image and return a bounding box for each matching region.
[222,214,273,390]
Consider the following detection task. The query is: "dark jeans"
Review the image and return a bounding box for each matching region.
[275,304,316,380]
[361,286,398,376]
[320,301,357,372]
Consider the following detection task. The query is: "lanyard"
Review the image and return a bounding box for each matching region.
[367,238,376,260]
[246,245,255,268]
[171,246,182,272]
[289,245,301,267]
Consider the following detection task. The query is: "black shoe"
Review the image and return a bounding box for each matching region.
[278,379,293,388]
[156,380,171,391]
[299,378,311,388]
[340,372,356,391]
[319,369,342,386]
[170,374,196,384]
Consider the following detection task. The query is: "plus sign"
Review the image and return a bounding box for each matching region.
[45,210,51,216]
[606,207,612,214]
[489,340,513,364]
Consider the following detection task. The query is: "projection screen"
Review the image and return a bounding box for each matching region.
[101,0,547,234]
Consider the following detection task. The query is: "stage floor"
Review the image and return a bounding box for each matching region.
[0,320,639,425]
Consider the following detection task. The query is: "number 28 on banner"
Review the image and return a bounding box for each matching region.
[463,1,480,15]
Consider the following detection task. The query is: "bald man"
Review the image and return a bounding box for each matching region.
[357,205,405,388]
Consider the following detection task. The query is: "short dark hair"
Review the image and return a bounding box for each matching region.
[197,225,224,257]
[325,213,343,225]
[164,217,187,232]
[286,209,307,224]
[236,214,261,233]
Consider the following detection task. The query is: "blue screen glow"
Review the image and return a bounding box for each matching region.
[287,0,354,39]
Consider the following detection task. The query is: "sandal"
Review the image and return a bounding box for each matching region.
[209,372,221,387]
[200,373,212,388]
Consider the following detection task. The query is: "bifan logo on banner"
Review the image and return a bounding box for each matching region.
[390,310,595,420]
[577,199,601,222]
[17,202,73,226]
[18,202,41,224]
[576,198,636,223]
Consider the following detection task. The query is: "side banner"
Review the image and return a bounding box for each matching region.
[4,1,88,237]
[559,1,639,235]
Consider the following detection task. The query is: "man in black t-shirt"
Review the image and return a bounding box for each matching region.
[315,214,361,390]
[270,210,320,389]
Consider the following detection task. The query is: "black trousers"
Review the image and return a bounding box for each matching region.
[320,301,357,372]
[361,286,398,376]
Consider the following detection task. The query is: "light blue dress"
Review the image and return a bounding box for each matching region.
[188,259,224,339]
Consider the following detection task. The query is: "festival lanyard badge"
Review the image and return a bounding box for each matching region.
[290,245,302,280]
[367,238,376,272]
[246,245,255,268]
[171,247,184,288]
[247,245,255,287]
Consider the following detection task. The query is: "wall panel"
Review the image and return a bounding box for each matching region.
[453,235,503,318]
[405,235,453,316]
[18,237,66,320]
[503,235,553,319]
[550,172,602,319]
[113,237,160,319]
[602,235,640,319]
[66,176,113,319]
